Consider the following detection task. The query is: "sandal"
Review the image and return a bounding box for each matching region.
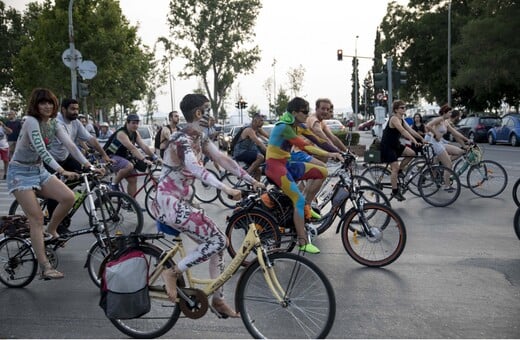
[212,299,240,319]
[40,267,64,280]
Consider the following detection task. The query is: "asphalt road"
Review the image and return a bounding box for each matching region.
[0,134,519,338]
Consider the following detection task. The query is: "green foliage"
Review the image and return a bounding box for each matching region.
[376,0,519,111]
[333,131,360,146]
[165,0,262,118]
[273,87,289,116]
[8,0,153,121]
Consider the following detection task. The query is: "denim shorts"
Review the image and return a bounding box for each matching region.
[7,162,53,194]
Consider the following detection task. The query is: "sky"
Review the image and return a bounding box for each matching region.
[6,0,408,119]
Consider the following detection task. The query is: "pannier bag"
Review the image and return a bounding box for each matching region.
[100,249,150,319]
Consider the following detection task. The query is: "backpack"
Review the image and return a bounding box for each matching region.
[229,126,247,154]
[154,126,172,150]
[99,247,150,319]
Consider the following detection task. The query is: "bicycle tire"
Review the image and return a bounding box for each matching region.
[236,252,336,339]
[193,169,220,203]
[143,169,161,195]
[85,237,115,287]
[218,173,251,209]
[453,158,470,188]
[418,165,461,207]
[108,243,181,339]
[513,178,520,208]
[9,198,49,223]
[405,159,427,196]
[144,185,157,221]
[341,203,406,267]
[360,165,391,193]
[467,160,508,198]
[514,208,520,240]
[0,237,38,288]
[225,208,284,267]
[94,191,144,235]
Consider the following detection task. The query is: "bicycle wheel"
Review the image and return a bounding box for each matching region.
[360,165,391,193]
[85,237,115,287]
[0,237,38,288]
[109,244,181,338]
[514,208,520,240]
[341,203,406,267]
[144,169,161,194]
[513,178,520,208]
[405,159,427,196]
[418,165,461,207]
[94,191,144,235]
[453,158,470,188]
[225,208,283,267]
[467,160,508,198]
[9,198,49,224]
[236,252,336,339]
[218,173,251,209]
[144,185,157,221]
[193,171,220,203]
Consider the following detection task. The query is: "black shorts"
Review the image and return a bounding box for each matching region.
[380,143,405,163]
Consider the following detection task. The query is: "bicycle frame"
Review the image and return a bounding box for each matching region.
[148,223,286,303]
[117,165,159,198]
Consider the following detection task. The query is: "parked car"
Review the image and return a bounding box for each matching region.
[487,113,520,146]
[324,119,346,132]
[137,124,155,152]
[357,119,375,131]
[218,125,244,152]
[454,116,500,142]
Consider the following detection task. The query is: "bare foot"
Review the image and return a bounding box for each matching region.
[162,268,178,303]
[212,298,240,318]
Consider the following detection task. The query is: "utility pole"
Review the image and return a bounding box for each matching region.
[68,0,77,99]
[386,56,393,115]
[354,36,359,123]
[447,0,452,106]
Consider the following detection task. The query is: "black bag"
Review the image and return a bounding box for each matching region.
[154,126,171,150]
[100,248,150,319]
[132,158,148,172]
[229,126,247,154]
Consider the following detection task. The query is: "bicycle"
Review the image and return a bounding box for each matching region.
[0,170,143,288]
[226,153,404,268]
[513,177,520,208]
[452,144,508,198]
[361,144,461,207]
[514,207,520,240]
[100,225,336,338]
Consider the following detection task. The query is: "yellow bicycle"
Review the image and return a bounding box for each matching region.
[103,220,336,339]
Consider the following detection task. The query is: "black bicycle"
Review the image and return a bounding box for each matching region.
[1,170,143,288]
[226,153,405,268]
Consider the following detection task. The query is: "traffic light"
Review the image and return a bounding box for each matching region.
[393,70,407,90]
[240,101,248,109]
[78,82,89,97]
[373,72,387,90]
[337,49,343,61]
[235,101,240,109]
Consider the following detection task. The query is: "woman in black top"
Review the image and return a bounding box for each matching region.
[380,101,425,201]
[412,113,426,137]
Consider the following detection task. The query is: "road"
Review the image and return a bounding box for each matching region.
[0,134,519,338]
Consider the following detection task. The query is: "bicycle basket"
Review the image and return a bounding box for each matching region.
[466,146,482,165]
[0,215,30,238]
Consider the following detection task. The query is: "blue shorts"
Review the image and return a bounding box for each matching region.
[7,162,53,194]
[290,151,312,163]
[109,155,133,173]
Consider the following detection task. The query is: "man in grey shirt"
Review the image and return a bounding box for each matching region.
[46,98,111,234]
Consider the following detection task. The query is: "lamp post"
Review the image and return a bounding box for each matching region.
[272,58,277,118]
[68,0,77,99]
[168,62,174,111]
[354,35,359,117]
[447,0,452,106]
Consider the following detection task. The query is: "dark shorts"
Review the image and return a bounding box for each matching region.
[380,143,405,163]
[234,150,261,165]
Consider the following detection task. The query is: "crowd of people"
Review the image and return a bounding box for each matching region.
[1,86,472,318]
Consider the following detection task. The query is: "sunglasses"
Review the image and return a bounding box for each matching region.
[399,106,406,109]
[298,110,310,115]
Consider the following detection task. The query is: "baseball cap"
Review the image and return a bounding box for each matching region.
[126,114,140,122]
[100,122,109,127]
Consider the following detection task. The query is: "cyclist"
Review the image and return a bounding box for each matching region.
[266,97,343,254]
[232,113,269,181]
[425,104,470,191]
[103,114,158,196]
[380,100,425,201]
[46,98,109,234]
[153,93,264,318]
[6,88,81,279]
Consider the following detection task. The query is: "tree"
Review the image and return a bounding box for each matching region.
[350,58,359,113]
[273,87,289,116]
[287,65,305,97]
[10,0,153,122]
[0,1,23,94]
[165,0,262,117]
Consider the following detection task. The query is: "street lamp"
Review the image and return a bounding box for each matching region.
[447,0,452,106]
[168,62,175,111]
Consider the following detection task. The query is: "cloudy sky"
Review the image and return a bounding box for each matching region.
[7,0,407,117]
